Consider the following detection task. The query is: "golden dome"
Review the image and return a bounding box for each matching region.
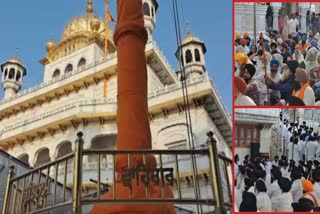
[90,17,101,32]
[46,40,55,52]
[61,13,105,41]
[182,32,202,45]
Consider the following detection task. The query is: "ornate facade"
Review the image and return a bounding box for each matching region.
[0,1,231,212]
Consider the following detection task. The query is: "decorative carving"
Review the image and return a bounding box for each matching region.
[121,164,174,189]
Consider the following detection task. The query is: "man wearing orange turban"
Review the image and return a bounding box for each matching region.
[292,68,315,106]
[90,0,175,213]
[301,179,319,207]
[234,76,256,106]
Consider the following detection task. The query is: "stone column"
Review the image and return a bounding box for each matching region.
[300,3,311,33]
[271,3,282,31]
[235,3,268,38]
[291,3,298,15]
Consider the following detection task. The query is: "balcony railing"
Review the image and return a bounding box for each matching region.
[0,53,118,107]
[1,74,211,136]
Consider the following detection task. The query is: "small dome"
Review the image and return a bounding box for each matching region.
[46,40,55,52]
[90,17,101,32]
[6,57,24,67]
[1,57,26,75]
[180,32,207,54]
[181,33,202,45]
[61,13,105,41]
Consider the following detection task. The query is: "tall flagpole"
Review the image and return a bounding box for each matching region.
[90,1,175,213]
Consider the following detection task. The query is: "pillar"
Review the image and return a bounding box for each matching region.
[235,3,268,38]
[300,3,310,33]
[271,3,282,31]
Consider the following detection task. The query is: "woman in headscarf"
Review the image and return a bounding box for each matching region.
[248,45,258,63]
[255,180,272,212]
[308,51,320,83]
[292,45,306,66]
[305,47,319,78]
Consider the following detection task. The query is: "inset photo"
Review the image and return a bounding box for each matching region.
[234,108,320,212]
[234,2,320,106]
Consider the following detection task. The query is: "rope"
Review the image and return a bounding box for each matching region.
[171,0,202,212]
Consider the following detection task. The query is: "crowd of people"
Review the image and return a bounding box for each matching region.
[234,11,320,106]
[234,119,320,212]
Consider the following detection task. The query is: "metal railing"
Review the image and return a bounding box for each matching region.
[2,132,231,214]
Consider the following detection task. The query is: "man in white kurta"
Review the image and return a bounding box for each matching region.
[255,180,272,212]
[305,137,318,162]
[289,16,299,34]
[288,139,300,165]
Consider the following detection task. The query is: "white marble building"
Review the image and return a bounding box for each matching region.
[0,0,231,212]
[235,2,314,37]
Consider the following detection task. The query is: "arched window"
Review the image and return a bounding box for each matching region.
[90,135,117,164]
[195,49,201,62]
[185,50,192,64]
[52,69,60,79]
[78,58,86,69]
[151,7,155,17]
[143,2,150,16]
[65,64,73,74]
[18,154,29,165]
[4,69,8,78]
[8,68,15,79]
[16,70,21,82]
[34,148,51,167]
[56,141,73,158]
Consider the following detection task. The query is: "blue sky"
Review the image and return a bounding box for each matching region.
[0,0,232,112]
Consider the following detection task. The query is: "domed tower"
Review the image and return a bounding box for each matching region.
[142,0,158,37]
[175,31,207,80]
[1,57,26,99]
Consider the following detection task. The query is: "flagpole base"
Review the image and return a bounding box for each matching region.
[90,179,176,214]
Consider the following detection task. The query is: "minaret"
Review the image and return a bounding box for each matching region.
[142,0,158,37]
[175,28,207,80]
[1,56,26,99]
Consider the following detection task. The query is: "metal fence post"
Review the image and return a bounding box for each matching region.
[207,131,226,214]
[72,132,84,213]
[2,165,15,214]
